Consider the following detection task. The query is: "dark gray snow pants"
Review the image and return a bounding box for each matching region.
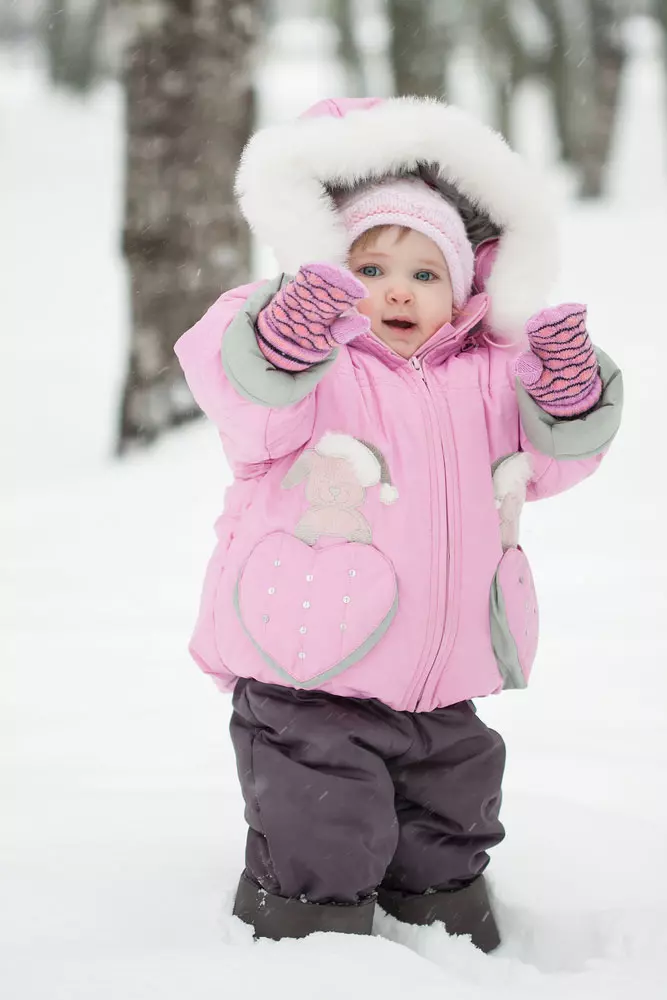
[230,678,506,905]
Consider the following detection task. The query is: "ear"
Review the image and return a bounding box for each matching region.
[492,452,533,506]
[281,450,314,489]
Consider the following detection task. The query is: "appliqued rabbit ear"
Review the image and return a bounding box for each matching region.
[492,452,533,507]
[281,450,315,489]
[492,453,534,551]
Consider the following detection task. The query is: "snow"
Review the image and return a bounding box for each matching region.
[3,20,667,1000]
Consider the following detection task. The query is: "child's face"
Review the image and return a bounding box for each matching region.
[348,227,454,359]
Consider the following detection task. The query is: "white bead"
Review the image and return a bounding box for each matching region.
[299,626,307,634]
[268,587,276,595]
[306,574,313,582]
[303,601,311,609]
[340,623,347,631]
[348,569,356,577]
[274,559,281,567]
[342,596,351,604]
[298,651,306,659]
[262,614,270,623]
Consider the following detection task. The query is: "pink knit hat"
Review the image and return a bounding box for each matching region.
[340,178,474,308]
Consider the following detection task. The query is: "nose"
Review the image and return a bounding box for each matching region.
[387,283,413,304]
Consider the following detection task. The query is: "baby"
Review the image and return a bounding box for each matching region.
[175,97,623,951]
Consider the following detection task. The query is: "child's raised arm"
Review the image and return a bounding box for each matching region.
[256,263,369,370]
[513,308,623,501]
[174,271,365,473]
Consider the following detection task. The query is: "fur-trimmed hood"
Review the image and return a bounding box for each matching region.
[235,96,559,338]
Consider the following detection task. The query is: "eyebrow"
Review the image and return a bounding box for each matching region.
[350,250,443,269]
[349,250,392,258]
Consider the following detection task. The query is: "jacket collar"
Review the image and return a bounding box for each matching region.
[351,294,489,370]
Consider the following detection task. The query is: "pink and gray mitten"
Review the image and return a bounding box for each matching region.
[474,240,602,418]
[256,263,370,372]
[514,304,602,417]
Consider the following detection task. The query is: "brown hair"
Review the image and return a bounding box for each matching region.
[349,224,412,254]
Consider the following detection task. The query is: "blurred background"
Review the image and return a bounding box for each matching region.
[1,0,664,473]
[4,5,667,993]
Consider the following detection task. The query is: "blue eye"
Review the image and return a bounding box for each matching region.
[359,265,382,277]
[415,270,437,282]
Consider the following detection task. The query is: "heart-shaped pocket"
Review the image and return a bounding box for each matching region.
[235,532,398,687]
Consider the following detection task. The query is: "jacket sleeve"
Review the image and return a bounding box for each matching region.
[174,276,338,471]
[517,347,623,501]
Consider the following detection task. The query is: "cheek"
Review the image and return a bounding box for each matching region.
[425,287,453,327]
[356,295,375,319]
[357,290,378,323]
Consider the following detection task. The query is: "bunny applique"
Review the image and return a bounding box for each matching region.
[281,433,399,545]
[489,451,539,689]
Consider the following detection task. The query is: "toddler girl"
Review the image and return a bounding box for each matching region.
[175,97,623,952]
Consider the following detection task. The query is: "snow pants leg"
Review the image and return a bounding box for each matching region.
[230,678,505,948]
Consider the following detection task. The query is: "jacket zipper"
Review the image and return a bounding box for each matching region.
[420,383,461,709]
[405,354,457,711]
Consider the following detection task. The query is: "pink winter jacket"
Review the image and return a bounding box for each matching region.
[174,97,623,712]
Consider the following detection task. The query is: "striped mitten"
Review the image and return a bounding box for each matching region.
[256,263,370,372]
[514,303,602,417]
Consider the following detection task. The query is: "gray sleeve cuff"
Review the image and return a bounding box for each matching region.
[221,274,338,409]
[517,348,623,460]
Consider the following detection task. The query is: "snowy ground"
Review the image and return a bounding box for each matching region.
[3,22,667,1000]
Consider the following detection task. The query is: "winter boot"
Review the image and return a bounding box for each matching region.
[377,875,500,953]
[233,871,376,941]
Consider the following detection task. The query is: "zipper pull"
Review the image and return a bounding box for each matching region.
[410,355,426,382]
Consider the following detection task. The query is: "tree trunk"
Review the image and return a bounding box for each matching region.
[578,0,625,197]
[656,1,667,141]
[387,0,448,98]
[479,0,538,142]
[533,0,577,164]
[329,0,366,96]
[537,0,625,198]
[118,0,260,453]
[44,0,108,92]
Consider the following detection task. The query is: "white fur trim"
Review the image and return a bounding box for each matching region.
[316,432,381,487]
[236,97,558,337]
[380,483,399,505]
[492,452,534,507]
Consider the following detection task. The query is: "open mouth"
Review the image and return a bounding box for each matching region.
[384,319,416,331]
